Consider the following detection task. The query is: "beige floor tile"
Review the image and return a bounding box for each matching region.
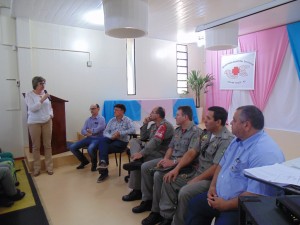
[33,157,149,225]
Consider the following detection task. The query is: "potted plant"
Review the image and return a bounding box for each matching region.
[187,70,214,108]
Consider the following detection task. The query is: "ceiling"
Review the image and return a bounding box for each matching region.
[1,0,300,43]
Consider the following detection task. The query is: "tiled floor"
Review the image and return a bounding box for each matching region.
[33,156,149,225]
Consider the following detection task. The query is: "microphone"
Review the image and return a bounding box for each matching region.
[44,90,52,101]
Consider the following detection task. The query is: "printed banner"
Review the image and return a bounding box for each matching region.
[220,52,256,90]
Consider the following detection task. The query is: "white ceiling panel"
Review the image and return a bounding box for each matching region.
[2,0,300,42]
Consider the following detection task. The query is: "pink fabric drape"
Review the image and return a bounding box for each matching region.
[205,49,234,112]
[239,26,289,111]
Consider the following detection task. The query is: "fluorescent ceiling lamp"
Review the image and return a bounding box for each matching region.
[196,0,295,32]
[103,0,148,39]
[196,0,295,51]
[83,9,104,25]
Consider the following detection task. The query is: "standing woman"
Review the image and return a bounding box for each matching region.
[25,76,54,176]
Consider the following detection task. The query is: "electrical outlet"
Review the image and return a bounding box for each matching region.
[87,61,92,67]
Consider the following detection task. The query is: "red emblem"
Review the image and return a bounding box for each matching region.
[155,124,167,140]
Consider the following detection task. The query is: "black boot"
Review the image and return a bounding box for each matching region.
[142,212,163,225]
[122,189,142,201]
[9,189,25,201]
[132,200,152,213]
[123,159,143,171]
[159,218,172,225]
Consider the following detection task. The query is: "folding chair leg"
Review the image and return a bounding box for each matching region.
[119,153,122,176]
[115,153,118,166]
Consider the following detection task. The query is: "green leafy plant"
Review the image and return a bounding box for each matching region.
[187,70,214,108]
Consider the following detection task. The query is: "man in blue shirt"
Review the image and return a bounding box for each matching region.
[185,105,285,225]
[97,104,136,183]
[69,104,106,172]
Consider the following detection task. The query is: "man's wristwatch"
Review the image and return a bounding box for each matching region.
[173,158,177,165]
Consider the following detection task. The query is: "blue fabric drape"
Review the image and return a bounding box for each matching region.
[102,100,141,123]
[287,22,300,80]
[173,98,199,125]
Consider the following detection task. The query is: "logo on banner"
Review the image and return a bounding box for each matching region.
[224,65,250,79]
[221,52,256,90]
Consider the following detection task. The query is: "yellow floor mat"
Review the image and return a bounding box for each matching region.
[0,160,36,215]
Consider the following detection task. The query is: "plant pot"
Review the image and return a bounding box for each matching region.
[196,107,203,124]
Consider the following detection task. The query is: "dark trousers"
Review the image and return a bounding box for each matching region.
[185,191,239,225]
[98,137,128,164]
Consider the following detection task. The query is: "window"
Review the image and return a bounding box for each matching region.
[177,44,188,94]
[127,38,136,95]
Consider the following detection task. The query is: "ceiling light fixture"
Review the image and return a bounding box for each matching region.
[196,0,295,51]
[205,22,239,51]
[103,0,148,39]
[196,0,295,32]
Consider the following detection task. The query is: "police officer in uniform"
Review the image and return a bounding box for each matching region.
[160,106,234,225]
[122,106,174,201]
[132,106,202,225]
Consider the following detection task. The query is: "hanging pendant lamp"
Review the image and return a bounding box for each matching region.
[205,22,239,51]
[103,0,148,39]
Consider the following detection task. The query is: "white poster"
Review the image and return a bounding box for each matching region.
[220,52,256,90]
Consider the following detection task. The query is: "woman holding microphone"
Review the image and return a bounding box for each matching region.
[25,76,54,176]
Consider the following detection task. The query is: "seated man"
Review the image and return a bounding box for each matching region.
[0,151,14,163]
[159,106,234,225]
[97,104,135,183]
[122,106,174,201]
[0,151,19,185]
[0,167,25,207]
[132,106,202,225]
[69,104,106,171]
[185,105,285,225]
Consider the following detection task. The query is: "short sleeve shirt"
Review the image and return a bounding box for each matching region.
[197,126,234,174]
[216,130,285,200]
[169,121,202,159]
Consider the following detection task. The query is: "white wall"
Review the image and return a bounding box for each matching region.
[0,16,204,157]
[0,12,24,157]
[135,38,177,98]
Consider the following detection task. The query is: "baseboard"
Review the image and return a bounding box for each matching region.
[24,147,80,172]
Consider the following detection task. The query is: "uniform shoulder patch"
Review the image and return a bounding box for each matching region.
[155,124,167,140]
